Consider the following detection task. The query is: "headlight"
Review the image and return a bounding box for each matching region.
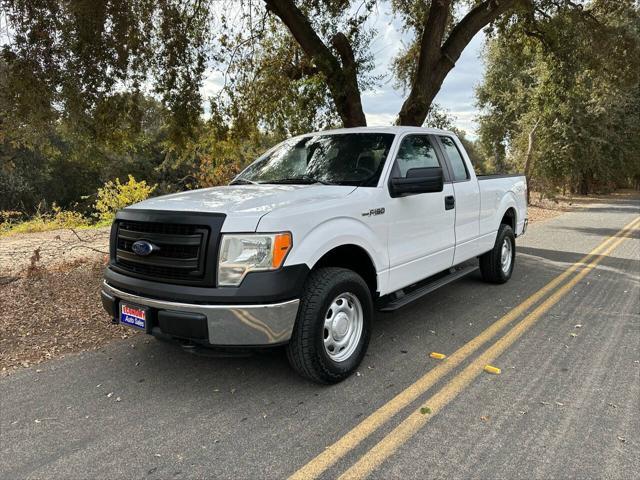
[217,232,292,286]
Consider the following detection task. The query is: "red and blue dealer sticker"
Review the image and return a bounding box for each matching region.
[120,303,147,330]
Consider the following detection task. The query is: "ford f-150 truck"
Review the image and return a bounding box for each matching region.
[101,127,527,383]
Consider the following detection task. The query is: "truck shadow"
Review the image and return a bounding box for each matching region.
[125,242,638,393]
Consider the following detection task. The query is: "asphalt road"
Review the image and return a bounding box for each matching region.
[1,197,639,480]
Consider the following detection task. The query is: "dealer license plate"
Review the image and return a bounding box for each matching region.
[120,303,147,330]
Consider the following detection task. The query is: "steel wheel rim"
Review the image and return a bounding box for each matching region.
[501,237,513,274]
[323,292,363,362]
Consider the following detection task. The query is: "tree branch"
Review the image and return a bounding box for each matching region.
[331,32,357,73]
[263,0,366,126]
[441,0,521,66]
[416,0,451,84]
[264,0,338,70]
[398,0,522,126]
[397,0,451,125]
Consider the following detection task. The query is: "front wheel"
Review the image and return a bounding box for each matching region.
[479,224,516,284]
[286,267,372,384]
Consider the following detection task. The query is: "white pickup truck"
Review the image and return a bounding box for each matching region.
[101,127,527,383]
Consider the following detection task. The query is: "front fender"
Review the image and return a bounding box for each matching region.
[284,216,387,275]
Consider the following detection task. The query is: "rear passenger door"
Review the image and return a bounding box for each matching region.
[435,135,481,265]
[386,134,456,292]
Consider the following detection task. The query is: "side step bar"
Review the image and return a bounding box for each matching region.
[378,264,479,312]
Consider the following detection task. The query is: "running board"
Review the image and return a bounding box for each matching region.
[378,264,479,312]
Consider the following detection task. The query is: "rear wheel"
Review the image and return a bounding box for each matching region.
[286,267,372,384]
[480,224,515,284]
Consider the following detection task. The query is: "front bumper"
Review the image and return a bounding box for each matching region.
[101,281,300,346]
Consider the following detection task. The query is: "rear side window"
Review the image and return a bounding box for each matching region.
[394,135,441,177]
[439,136,469,181]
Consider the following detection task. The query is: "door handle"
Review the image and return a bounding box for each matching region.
[445,195,455,210]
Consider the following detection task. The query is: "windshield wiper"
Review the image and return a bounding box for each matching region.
[230,178,258,185]
[262,175,333,185]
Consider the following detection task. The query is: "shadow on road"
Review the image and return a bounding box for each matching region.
[556,225,640,239]
[518,245,640,270]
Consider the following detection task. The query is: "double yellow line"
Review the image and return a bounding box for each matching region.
[291,216,640,480]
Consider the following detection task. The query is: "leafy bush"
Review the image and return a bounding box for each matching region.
[94,175,157,222]
[0,205,90,235]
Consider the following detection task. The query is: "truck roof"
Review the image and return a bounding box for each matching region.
[306,126,456,136]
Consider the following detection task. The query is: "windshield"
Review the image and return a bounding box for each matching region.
[234,133,395,186]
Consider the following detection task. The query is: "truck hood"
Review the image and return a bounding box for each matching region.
[126,184,357,231]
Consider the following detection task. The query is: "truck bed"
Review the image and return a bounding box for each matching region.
[477,173,525,180]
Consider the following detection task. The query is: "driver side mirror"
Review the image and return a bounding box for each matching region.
[389,167,444,197]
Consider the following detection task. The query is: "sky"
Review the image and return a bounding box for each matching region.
[362,7,486,137]
[201,5,487,139]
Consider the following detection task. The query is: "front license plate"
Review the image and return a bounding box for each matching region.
[120,303,147,330]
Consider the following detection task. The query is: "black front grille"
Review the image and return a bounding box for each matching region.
[114,220,210,284]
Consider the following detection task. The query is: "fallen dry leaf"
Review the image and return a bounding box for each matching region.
[0,259,137,375]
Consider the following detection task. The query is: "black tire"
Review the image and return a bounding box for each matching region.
[286,267,372,384]
[479,224,516,284]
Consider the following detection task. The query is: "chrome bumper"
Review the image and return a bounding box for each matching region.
[102,281,300,346]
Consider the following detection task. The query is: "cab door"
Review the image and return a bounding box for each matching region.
[435,135,481,264]
[386,134,456,292]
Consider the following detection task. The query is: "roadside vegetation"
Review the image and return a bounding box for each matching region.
[1,1,638,234]
[1,175,156,236]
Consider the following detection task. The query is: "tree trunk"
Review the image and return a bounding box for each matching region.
[579,171,593,195]
[264,0,366,127]
[523,118,541,205]
[398,0,521,126]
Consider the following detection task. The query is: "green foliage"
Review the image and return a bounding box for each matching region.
[0,0,211,151]
[1,0,636,224]
[1,175,158,234]
[0,205,91,236]
[476,0,640,193]
[94,175,157,222]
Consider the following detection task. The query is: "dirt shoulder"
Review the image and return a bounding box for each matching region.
[527,189,640,223]
[0,259,136,375]
[0,226,110,278]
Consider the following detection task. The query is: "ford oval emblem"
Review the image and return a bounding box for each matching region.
[131,240,157,256]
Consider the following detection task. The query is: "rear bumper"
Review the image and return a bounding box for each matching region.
[516,217,528,237]
[101,281,300,346]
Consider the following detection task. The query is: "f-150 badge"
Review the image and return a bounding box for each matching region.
[362,208,385,217]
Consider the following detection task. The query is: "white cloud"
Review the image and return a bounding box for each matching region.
[200,69,225,97]
[367,112,397,126]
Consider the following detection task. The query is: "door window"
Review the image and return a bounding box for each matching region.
[439,136,469,181]
[394,135,441,177]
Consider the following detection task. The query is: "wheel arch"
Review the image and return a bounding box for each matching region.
[312,244,378,295]
[496,191,518,232]
[500,206,517,230]
[284,216,387,294]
